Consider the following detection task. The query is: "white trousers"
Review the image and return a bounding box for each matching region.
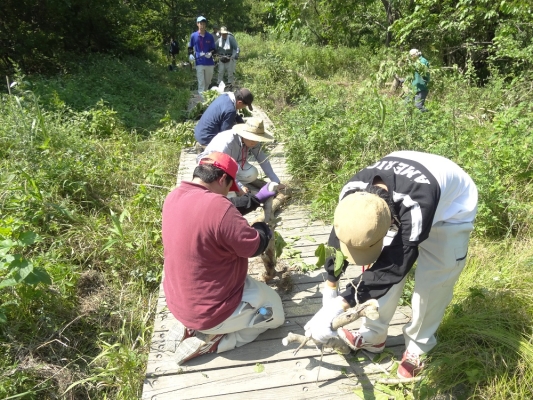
[236,161,259,184]
[358,221,474,355]
[218,59,236,85]
[200,276,285,353]
[196,65,214,94]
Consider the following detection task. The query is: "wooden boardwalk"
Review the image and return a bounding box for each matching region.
[142,109,412,400]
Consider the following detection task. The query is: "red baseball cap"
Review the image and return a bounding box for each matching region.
[199,152,240,192]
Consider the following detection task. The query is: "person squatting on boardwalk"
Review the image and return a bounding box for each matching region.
[194,88,254,147]
[407,49,430,112]
[197,118,284,195]
[162,152,284,365]
[303,151,478,379]
[215,26,240,89]
[188,16,216,95]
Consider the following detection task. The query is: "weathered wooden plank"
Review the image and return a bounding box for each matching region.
[143,346,403,400]
[145,120,413,400]
[190,383,361,400]
[151,311,411,342]
[146,324,407,376]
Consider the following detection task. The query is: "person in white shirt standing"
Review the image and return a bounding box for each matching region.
[303,151,478,379]
[215,26,240,89]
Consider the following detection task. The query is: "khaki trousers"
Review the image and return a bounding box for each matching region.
[358,221,474,355]
[200,276,285,353]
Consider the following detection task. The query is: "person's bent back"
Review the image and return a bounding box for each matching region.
[194,88,254,146]
[162,152,284,365]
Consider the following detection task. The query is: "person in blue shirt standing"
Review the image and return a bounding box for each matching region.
[188,16,216,96]
[408,49,430,112]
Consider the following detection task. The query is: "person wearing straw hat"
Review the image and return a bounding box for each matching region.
[197,118,284,195]
[215,26,240,89]
[303,151,477,379]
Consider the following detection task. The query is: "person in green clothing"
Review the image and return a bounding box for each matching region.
[408,49,430,112]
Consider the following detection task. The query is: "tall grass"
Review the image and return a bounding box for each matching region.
[0,55,189,398]
[237,32,533,398]
[420,240,533,398]
[2,32,532,399]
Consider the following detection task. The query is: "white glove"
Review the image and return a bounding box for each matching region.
[189,54,195,62]
[205,52,212,59]
[199,52,205,57]
[322,283,339,306]
[304,298,345,343]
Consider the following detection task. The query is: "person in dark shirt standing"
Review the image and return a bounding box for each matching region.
[169,37,179,61]
[304,151,478,379]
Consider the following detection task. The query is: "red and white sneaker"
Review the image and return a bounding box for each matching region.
[174,333,225,366]
[337,328,386,353]
[164,321,196,352]
[397,350,424,378]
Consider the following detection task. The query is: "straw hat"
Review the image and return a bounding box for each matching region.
[234,118,274,142]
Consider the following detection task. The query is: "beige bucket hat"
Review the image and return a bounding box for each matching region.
[234,118,274,142]
[334,192,391,266]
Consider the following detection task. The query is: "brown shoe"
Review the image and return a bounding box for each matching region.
[174,333,225,365]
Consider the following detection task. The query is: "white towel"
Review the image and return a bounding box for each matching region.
[218,37,231,51]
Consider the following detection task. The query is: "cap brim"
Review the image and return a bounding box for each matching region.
[247,104,253,111]
[234,125,273,142]
[340,238,384,266]
[228,179,239,192]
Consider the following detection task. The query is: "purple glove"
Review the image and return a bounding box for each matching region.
[255,183,277,203]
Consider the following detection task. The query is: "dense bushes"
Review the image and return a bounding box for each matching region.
[238,32,533,399]
[0,58,188,398]
[238,35,533,238]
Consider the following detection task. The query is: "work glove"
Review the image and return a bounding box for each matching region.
[322,283,339,306]
[255,182,278,203]
[325,256,349,283]
[304,298,345,343]
[189,54,195,62]
[204,52,212,59]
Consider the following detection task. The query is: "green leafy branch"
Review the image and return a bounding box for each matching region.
[315,243,347,277]
[0,230,51,323]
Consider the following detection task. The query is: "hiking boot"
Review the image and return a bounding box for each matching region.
[174,333,225,365]
[397,350,424,378]
[164,321,196,352]
[337,328,386,353]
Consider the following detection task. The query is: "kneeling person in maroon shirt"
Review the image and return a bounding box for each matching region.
[162,151,285,365]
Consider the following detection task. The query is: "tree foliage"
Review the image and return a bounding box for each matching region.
[268,0,533,79]
[0,0,251,74]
